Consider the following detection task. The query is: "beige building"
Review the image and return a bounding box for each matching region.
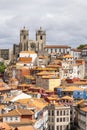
[36,71,61,91]
[48,103,70,130]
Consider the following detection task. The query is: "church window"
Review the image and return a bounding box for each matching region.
[40,35,42,40]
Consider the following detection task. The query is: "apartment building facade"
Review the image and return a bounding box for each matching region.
[48,103,70,130]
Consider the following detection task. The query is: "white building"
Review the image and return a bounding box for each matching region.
[48,103,70,130]
[71,49,81,59]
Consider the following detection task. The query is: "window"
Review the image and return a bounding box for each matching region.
[57,118,59,122]
[64,110,65,115]
[40,35,42,40]
[66,110,69,115]
[48,111,50,116]
[10,117,13,121]
[57,126,59,130]
[60,110,62,116]
[60,125,62,130]
[15,117,18,120]
[60,118,62,122]
[48,125,50,130]
[52,110,54,116]
[57,111,59,116]
[52,125,54,130]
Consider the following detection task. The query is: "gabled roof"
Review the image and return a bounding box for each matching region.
[2,108,34,117]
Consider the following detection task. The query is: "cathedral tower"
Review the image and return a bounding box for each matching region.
[36,27,46,43]
[36,27,46,52]
[20,27,29,51]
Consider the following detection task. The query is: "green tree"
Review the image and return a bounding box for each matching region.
[77,44,87,49]
[0,62,6,73]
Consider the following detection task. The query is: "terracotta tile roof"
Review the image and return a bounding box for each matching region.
[19,57,32,63]
[36,71,56,76]
[63,54,73,58]
[0,122,13,130]
[15,98,48,110]
[45,45,71,48]
[76,99,84,105]
[75,81,87,85]
[42,75,59,79]
[47,65,61,68]
[0,105,5,110]
[80,106,87,112]
[61,96,73,101]
[17,126,36,130]
[62,86,83,92]
[36,67,57,71]
[2,108,34,117]
[0,87,11,91]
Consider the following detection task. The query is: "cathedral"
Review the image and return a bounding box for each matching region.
[13,26,71,58]
[20,26,46,53]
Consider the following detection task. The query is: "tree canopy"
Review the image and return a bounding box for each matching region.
[0,62,6,73]
[77,44,87,49]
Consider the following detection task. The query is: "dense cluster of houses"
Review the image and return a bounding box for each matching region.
[1,27,87,130]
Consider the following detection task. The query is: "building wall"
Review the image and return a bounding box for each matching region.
[49,79,61,91]
[3,116,20,122]
[77,110,87,130]
[36,76,61,91]
[19,52,37,63]
[0,49,9,60]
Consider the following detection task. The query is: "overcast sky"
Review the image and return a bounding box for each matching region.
[0,0,87,49]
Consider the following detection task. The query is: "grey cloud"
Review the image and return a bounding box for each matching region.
[0,0,87,48]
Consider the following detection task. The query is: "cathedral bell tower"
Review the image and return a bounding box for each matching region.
[20,27,29,52]
[36,27,46,52]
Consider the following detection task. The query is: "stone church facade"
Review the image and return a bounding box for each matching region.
[19,26,46,53]
[13,26,71,59]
